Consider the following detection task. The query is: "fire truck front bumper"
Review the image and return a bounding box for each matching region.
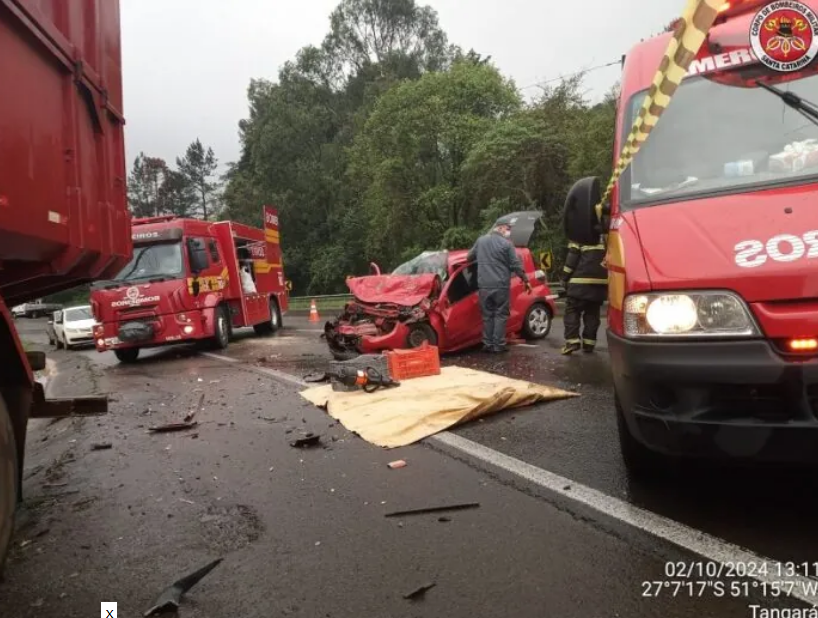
[94,311,208,352]
[608,332,818,464]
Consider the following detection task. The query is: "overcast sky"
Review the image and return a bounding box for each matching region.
[121,0,683,171]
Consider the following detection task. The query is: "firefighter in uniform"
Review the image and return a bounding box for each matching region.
[560,238,608,355]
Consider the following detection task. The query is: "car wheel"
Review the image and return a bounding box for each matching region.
[114,348,140,363]
[406,322,438,348]
[522,303,552,339]
[616,393,671,480]
[253,298,281,336]
[211,306,230,350]
[0,395,18,579]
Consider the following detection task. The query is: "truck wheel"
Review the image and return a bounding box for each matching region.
[211,306,230,350]
[522,303,552,339]
[0,396,18,579]
[616,394,670,480]
[114,348,140,363]
[406,323,438,348]
[563,176,602,246]
[253,298,281,336]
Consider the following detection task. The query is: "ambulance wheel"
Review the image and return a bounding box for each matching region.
[114,348,140,363]
[0,396,19,579]
[522,302,552,339]
[406,323,438,348]
[616,393,671,480]
[254,298,281,335]
[563,176,601,246]
[212,306,230,350]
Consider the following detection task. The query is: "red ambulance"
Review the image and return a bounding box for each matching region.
[565,0,818,475]
[91,207,288,362]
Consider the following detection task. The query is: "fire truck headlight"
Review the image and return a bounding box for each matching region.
[97,339,105,347]
[183,325,194,334]
[624,291,758,338]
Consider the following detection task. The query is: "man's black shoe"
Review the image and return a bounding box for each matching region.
[481,345,494,353]
[582,346,595,354]
[494,345,509,354]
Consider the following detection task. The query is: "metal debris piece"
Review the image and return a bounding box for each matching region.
[90,442,112,451]
[384,502,480,518]
[148,421,198,433]
[387,460,407,469]
[289,433,321,448]
[403,582,436,600]
[438,516,451,523]
[143,557,223,617]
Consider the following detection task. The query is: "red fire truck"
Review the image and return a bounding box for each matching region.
[91,206,288,362]
[565,0,818,475]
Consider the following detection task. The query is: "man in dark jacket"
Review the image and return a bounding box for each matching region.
[560,238,608,355]
[467,224,532,353]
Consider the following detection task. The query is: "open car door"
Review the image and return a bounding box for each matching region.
[493,211,544,248]
[437,262,482,350]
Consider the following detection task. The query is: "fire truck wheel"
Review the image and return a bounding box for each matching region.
[253,298,281,336]
[212,306,230,350]
[616,393,674,480]
[563,176,602,245]
[114,348,140,363]
[0,396,18,579]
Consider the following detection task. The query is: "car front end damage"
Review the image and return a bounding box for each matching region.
[324,274,441,360]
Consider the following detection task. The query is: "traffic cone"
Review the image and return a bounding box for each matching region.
[309,299,320,322]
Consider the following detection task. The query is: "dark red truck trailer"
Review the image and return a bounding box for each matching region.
[0,0,130,573]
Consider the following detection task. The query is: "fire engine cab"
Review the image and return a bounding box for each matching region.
[91,206,288,362]
[564,0,818,475]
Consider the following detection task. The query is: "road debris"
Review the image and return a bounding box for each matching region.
[90,442,113,451]
[384,502,480,518]
[143,557,223,617]
[289,433,321,448]
[387,460,407,469]
[303,372,328,383]
[184,393,206,422]
[438,516,451,523]
[403,582,436,600]
[148,421,198,433]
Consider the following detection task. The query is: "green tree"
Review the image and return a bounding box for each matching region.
[158,169,197,217]
[128,154,168,217]
[348,59,520,266]
[177,139,220,220]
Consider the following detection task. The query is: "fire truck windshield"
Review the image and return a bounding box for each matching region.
[114,242,184,283]
[620,71,818,207]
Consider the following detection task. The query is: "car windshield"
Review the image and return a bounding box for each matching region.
[64,307,92,322]
[392,251,449,280]
[621,68,818,207]
[113,242,183,282]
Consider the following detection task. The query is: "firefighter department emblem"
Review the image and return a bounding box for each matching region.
[750,1,818,72]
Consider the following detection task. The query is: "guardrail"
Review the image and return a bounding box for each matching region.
[287,282,567,312]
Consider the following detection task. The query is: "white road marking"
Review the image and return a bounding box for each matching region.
[203,350,818,604]
[513,343,538,348]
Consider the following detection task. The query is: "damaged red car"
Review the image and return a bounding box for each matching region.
[325,212,559,360]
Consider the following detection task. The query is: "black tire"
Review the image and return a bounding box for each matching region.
[0,396,19,579]
[253,298,281,336]
[211,306,230,350]
[563,176,602,245]
[114,348,140,363]
[406,322,438,348]
[522,303,552,339]
[616,393,670,480]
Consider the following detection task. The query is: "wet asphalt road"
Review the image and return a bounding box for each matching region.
[0,316,816,616]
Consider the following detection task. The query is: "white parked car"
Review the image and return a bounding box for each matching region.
[11,305,25,318]
[50,305,96,350]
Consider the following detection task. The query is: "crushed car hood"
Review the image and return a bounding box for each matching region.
[346,274,440,307]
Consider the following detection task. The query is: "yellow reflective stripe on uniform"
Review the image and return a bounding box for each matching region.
[567,242,580,249]
[582,338,596,345]
[563,266,574,273]
[569,277,608,285]
[566,338,581,344]
[580,244,605,251]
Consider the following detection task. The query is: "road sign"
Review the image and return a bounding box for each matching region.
[539,250,553,272]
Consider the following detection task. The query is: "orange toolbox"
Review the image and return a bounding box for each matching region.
[385,343,441,380]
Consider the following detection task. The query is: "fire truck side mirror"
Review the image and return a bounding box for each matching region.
[563,176,603,245]
[186,238,209,275]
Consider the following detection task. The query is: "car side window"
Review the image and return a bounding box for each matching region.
[208,239,220,263]
[446,265,478,304]
[54,311,62,324]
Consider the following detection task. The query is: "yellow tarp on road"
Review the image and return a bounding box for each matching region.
[299,366,578,448]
